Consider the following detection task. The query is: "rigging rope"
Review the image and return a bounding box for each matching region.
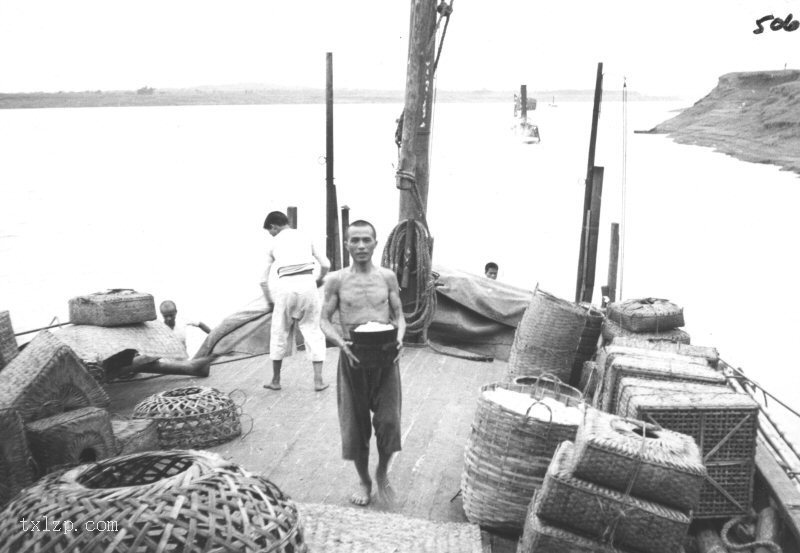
[619,77,628,301]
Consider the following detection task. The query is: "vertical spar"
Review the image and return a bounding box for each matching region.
[326,52,341,270]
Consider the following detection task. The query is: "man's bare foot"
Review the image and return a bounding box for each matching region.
[314,383,330,392]
[350,482,372,506]
[263,382,282,391]
[375,473,396,505]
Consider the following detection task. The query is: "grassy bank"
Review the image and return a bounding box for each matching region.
[650,70,800,175]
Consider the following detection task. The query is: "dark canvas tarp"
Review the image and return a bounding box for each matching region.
[197,266,533,362]
[428,265,533,361]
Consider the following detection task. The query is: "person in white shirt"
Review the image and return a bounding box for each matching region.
[159,300,211,354]
[261,210,330,391]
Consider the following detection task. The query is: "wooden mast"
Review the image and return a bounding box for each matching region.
[325,52,341,269]
[396,0,437,223]
[575,62,604,303]
[520,84,528,122]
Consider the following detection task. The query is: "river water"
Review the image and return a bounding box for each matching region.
[1,100,799,430]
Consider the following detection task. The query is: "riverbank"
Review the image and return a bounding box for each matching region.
[649,70,800,175]
[0,86,670,109]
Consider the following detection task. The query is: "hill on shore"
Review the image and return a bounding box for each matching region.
[650,70,800,175]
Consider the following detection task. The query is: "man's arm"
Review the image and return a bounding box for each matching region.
[384,269,406,347]
[311,242,331,287]
[320,273,359,365]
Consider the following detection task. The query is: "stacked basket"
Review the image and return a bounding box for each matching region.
[507,288,589,382]
[461,376,583,531]
[603,298,690,344]
[519,409,704,553]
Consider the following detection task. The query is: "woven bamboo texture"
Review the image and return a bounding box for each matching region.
[0,450,307,553]
[0,311,18,371]
[571,408,706,511]
[133,386,242,448]
[518,493,634,553]
[611,337,719,368]
[69,289,156,326]
[26,406,116,474]
[602,319,691,345]
[536,442,690,553]
[0,331,110,423]
[607,298,685,333]
[55,320,188,364]
[0,408,34,507]
[296,502,482,553]
[111,417,159,455]
[598,344,715,375]
[507,288,588,381]
[579,360,601,398]
[615,378,758,518]
[601,354,726,413]
[570,303,605,386]
[461,377,583,530]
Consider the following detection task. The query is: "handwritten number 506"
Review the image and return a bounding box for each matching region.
[754,14,800,33]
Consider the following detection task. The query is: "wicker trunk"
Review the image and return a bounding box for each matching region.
[571,408,706,512]
[607,298,685,333]
[26,406,116,474]
[0,311,18,371]
[610,337,719,368]
[69,289,156,327]
[616,378,758,518]
[602,319,691,345]
[0,331,109,423]
[0,408,34,507]
[536,442,691,553]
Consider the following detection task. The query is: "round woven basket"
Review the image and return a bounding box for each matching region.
[507,288,588,382]
[0,450,307,553]
[461,376,583,531]
[132,386,242,449]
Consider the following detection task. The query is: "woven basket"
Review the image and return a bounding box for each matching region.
[571,409,706,511]
[611,337,719,368]
[0,331,110,423]
[601,354,726,413]
[133,386,242,448]
[615,378,757,518]
[579,360,601,398]
[0,311,18,371]
[518,492,634,553]
[69,289,156,327]
[602,319,691,345]
[536,442,690,553]
[55,321,188,365]
[569,304,605,387]
[0,450,307,553]
[461,376,583,530]
[607,298,684,333]
[111,418,159,455]
[507,288,588,382]
[26,406,116,475]
[0,408,34,507]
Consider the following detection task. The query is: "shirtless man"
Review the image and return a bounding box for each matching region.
[320,219,406,507]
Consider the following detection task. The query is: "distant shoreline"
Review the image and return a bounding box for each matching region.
[0,87,680,110]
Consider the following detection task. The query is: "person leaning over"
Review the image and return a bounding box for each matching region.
[320,219,405,507]
[261,210,330,391]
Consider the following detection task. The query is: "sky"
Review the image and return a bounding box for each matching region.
[1,0,800,99]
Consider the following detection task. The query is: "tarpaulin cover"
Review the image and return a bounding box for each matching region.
[196,266,533,362]
[428,265,533,361]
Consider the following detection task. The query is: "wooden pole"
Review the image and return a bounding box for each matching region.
[397,0,437,222]
[341,205,350,268]
[520,84,527,122]
[575,62,604,302]
[326,52,341,270]
[287,206,297,229]
[755,506,780,553]
[607,222,620,303]
[581,166,604,303]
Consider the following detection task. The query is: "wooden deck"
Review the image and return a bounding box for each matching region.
[106,346,518,552]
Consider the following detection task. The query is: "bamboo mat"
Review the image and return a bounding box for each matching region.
[296,503,483,553]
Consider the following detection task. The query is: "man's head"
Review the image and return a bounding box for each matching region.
[484,262,498,280]
[160,300,178,329]
[263,211,290,237]
[345,220,378,264]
